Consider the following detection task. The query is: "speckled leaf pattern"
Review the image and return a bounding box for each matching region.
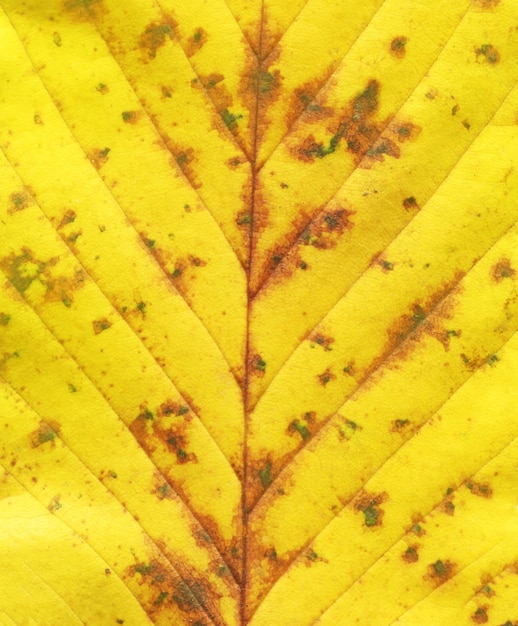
[1,0,518,624]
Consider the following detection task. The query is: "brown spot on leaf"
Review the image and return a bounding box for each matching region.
[364,137,400,165]
[402,545,419,563]
[1,250,85,308]
[63,0,103,21]
[425,559,456,587]
[294,80,383,164]
[318,369,336,386]
[249,354,266,376]
[89,147,110,169]
[390,419,411,433]
[57,209,76,229]
[127,559,212,621]
[288,412,314,442]
[92,318,112,334]
[285,68,336,130]
[161,85,173,98]
[139,21,175,60]
[188,255,207,268]
[238,49,283,149]
[154,481,175,501]
[299,208,354,249]
[304,550,325,566]
[370,272,463,372]
[441,498,456,516]
[311,333,334,351]
[9,191,30,212]
[246,455,279,508]
[390,37,408,58]
[354,491,387,528]
[130,401,196,467]
[472,0,500,8]
[195,74,234,131]
[228,156,245,170]
[411,521,426,537]
[0,312,10,326]
[492,259,515,282]
[476,44,500,64]
[30,420,61,448]
[258,459,273,489]
[122,110,139,124]
[172,147,201,189]
[472,607,489,624]
[403,196,419,211]
[466,480,493,498]
[186,27,207,57]
[172,578,207,613]
[393,122,421,143]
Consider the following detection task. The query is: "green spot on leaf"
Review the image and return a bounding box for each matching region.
[259,460,272,489]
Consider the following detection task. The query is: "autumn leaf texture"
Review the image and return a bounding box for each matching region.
[1,0,518,624]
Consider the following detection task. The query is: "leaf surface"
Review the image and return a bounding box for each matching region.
[1,0,518,624]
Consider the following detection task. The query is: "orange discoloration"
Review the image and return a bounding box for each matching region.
[0,249,86,306]
[472,0,500,8]
[390,37,408,59]
[248,353,267,378]
[369,272,464,373]
[139,21,175,61]
[471,606,489,624]
[245,455,278,511]
[466,480,493,498]
[402,545,419,563]
[238,44,283,152]
[310,333,335,351]
[391,121,421,143]
[317,368,336,386]
[63,0,103,21]
[475,44,500,64]
[122,110,140,124]
[57,209,76,229]
[30,420,62,448]
[186,27,208,57]
[354,491,387,528]
[89,147,111,170]
[288,412,315,442]
[126,558,214,622]
[228,156,246,170]
[9,190,30,212]
[194,74,238,141]
[403,196,420,211]
[285,68,336,131]
[92,318,112,334]
[171,148,202,190]
[492,258,516,282]
[440,496,456,516]
[293,80,382,164]
[390,419,412,433]
[425,559,457,587]
[300,208,354,250]
[135,401,198,465]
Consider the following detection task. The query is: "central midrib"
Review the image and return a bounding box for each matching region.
[241,2,266,624]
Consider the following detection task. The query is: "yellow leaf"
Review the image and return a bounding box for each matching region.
[1,0,518,624]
